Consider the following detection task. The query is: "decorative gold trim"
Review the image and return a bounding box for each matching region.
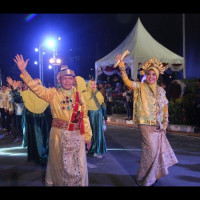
[140,58,165,75]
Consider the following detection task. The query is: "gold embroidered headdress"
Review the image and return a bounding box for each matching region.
[57,65,75,82]
[139,57,165,76]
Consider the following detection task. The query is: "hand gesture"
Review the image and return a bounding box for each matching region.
[115,54,125,69]
[13,54,29,73]
[6,76,13,86]
[85,141,91,150]
[116,54,123,62]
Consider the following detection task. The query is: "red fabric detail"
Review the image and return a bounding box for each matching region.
[68,123,75,131]
[75,92,79,102]
[79,112,85,135]
[73,103,79,112]
[71,112,76,122]
[172,64,182,67]
[68,91,85,134]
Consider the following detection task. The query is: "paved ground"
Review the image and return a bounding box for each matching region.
[0,124,200,187]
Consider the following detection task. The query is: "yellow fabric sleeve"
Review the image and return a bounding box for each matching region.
[80,93,92,142]
[119,61,133,89]
[20,71,55,102]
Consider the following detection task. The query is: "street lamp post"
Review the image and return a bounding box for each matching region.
[53,49,58,86]
[49,50,62,86]
[38,44,44,83]
[36,36,61,85]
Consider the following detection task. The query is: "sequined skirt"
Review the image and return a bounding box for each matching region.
[45,126,88,186]
[136,125,178,186]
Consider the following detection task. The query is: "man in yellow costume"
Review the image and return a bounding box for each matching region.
[14,54,92,186]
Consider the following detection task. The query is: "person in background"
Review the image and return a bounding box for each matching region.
[98,82,106,101]
[0,84,14,139]
[6,77,24,143]
[105,82,113,115]
[86,79,107,159]
[116,55,178,186]
[14,54,92,186]
[123,85,133,120]
[193,79,200,128]
[7,76,50,167]
[75,76,88,104]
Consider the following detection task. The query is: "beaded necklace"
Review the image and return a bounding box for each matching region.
[60,88,75,111]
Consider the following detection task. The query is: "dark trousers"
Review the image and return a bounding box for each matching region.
[0,108,6,129]
[15,115,23,139]
[125,100,133,118]
[106,101,112,115]
[0,108,12,132]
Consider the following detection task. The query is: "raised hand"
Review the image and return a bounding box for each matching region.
[115,54,124,69]
[114,50,130,68]
[6,76,13,86]
[116,54,122,62]
[13,54,29,73]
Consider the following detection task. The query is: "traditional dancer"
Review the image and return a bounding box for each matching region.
[14,54,92,186]
[86,79,107,158]
[115,55,178,186]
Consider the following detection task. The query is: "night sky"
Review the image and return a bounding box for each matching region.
[0,13,200,86]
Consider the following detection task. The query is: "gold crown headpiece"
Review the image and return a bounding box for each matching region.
[139,58,165,76]
[57,65,75,82]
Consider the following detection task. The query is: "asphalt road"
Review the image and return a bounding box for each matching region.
[0,125,200,187]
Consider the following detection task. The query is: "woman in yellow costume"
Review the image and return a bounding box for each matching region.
[86,79,107,158]
[75,76,107,158]
[115,55,178,186]
[7,77,50,166]
[14,54,92,186]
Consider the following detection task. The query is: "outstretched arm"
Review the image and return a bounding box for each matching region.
[115,54,134,90]
[13,54,54,103]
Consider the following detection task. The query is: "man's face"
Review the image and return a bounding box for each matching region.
[60,75,75,90]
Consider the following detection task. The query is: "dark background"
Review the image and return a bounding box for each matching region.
[0,13,199,86]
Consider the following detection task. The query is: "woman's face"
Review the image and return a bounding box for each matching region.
[90,81,97,91]
[146,69,157,84]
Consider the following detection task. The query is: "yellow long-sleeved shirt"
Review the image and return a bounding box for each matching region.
[20,71,92,142]
[119,62,169,130]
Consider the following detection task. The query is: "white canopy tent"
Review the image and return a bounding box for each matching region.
[95,18,184,81]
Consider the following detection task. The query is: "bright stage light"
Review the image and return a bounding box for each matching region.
[49,58,55,64]
[48,65,53,69]
[44,38,57,49]
[49,57,62,65]
[56,58,61,64]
